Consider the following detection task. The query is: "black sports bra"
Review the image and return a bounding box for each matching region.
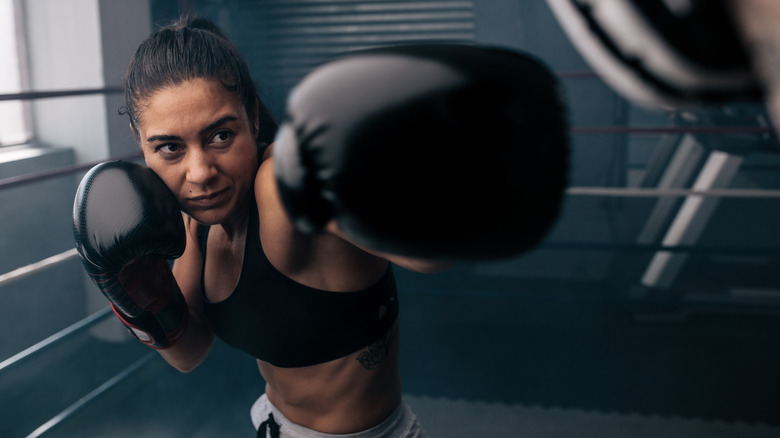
[198,202,399,368]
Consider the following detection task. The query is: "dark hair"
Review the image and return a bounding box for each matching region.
[123,16,277,147]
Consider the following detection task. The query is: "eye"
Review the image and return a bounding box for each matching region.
[155,143,184,156]
[211,130,233,145]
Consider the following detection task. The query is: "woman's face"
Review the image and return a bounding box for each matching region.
[135,78,259,226]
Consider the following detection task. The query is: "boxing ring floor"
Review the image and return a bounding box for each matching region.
[3,262,780,438]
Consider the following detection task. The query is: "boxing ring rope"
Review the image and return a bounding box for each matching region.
[571,125,776,135]
[0,248,112,377]
[0,71,596,102]
[0,148,144,436]
[0,71,598,104]
[0,151,142,191]
[557,71,599,78]
[0,306,112,374]
[0,86,123,102]
[0,62,766,435]
[0,243,148,438]
[567,186,780,198]
[24,351,157,438]
[0,119,776,436]
[0,249,79,289]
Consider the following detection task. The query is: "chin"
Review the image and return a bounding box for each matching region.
[186,209,225,226]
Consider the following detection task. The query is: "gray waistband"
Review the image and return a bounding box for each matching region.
[251,394,424,438]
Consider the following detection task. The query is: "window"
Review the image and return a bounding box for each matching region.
[0,0,30,147]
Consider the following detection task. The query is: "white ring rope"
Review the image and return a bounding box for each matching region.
[0,307,112,374]
[1,188,779,290]
[24,351,156,438]
[0,184,775,436]
[0,248,79,288]
[0,185,777,291]
[566,186,780,198]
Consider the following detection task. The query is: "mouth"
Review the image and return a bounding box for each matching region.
[186,188,230,209]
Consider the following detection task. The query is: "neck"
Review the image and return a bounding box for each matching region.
[220,195,252,242]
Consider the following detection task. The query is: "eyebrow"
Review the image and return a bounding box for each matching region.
[145,115,240,143]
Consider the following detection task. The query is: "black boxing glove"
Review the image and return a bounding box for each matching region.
[275,44,569,260]
[73,160,188,349]
[546,0,761,110]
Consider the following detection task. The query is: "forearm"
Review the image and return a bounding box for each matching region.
[324,220,454,273]
[157,307,215,373]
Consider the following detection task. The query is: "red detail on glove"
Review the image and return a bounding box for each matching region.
[117,255,175,312]
[110,303,189,350]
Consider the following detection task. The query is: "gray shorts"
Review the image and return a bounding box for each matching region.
[251,394,427,438]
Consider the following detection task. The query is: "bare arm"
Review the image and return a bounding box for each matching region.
[260,156,452,280]
[262,145,452,274]
[323,221,454,274]
[158,214,216,372]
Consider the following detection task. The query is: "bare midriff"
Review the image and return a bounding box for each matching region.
[258,319,402,435]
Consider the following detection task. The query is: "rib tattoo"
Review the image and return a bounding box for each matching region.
[356,328,396,370]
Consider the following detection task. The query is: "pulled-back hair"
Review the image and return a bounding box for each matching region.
[123,16,277,146]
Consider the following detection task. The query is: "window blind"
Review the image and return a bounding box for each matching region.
[232,0,476,114]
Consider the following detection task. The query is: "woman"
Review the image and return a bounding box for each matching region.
[122,16,446,437]
[74,12,567,437]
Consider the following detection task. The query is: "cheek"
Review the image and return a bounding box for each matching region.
[226,161,255,190]
[229,144,259,180]
[241,155,258,176]
[145,162,183,196]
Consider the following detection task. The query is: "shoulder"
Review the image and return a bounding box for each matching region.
[254,156,449,275]
[253,156,301,261]
[253,157,391,289]
[254,141,276,194]
[254,156,290,227]
[255,155,275,197]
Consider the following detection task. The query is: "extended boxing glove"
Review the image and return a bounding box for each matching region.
[73,160,188,349]
[275,44,569,260]
[546,0,761,110]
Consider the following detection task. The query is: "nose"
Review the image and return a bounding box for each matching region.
[186,150,218,187]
